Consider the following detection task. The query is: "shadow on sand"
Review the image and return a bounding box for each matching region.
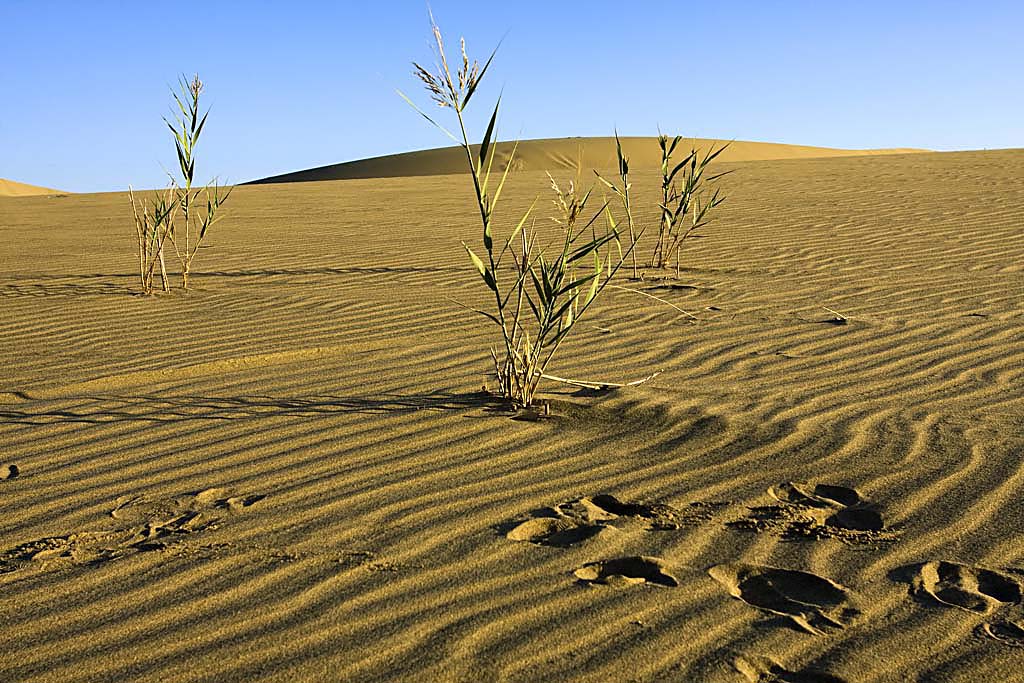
[0,266,464,297]
[0,391,506,425]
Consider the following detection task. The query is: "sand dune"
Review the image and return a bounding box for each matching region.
[0,178,65,197]
[246,136,929,184]
[1,149,1023,682]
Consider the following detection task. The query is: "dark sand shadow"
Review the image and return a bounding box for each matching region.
[0,266,464,298]
[0,391,503,425]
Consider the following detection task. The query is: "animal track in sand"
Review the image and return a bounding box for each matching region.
[734,654,849,683]
[0,488,263,576]
[900,561,1022,615]
[506,493,727,547]
[708,563,859,635]
[574,556,679,587]
[729,481,893,545]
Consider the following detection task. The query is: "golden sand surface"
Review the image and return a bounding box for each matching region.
[0,148,1022,682]
[246,136,928,184]
[0,179,66,197]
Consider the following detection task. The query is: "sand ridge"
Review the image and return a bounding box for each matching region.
[0,178,66,197]
[1,149,1023,681]
[245,136,929,185]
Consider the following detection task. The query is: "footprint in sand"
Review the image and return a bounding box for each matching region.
[0,529,140,574]
[734,654,848,683]
[574,556,678,587]
[897,561,1022,614]
[112,488,264,523]
[506,493,727,547]
[729,482,892,544]
[191,487,265,511]
[0,488,264,577]
[768,482,862,509]
[111,488,265,550]
[979,619,1024,648]
[505,517,614,547]
[708,563,859,635]
[1,463,18,480]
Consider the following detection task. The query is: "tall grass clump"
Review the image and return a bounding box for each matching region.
[401,19,643,409]
[648,134,730,275]
[129,74,230,294]
[128,185,176,295]
[164,74,232,289]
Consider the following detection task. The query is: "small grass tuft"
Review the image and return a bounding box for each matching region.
[649,134,731,275]
[128,185,176,295]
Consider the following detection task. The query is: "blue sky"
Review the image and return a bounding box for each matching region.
[1,1,1021,193]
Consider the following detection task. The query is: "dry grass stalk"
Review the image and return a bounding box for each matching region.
[128,185,176,295]
[540,369,662,390]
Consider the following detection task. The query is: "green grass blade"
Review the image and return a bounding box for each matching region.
[396,89,459,142]
[462,44,499,109]
[497,200,535,266]
[479,97,500,173]
[449,297,502,326]
[491,138,520,208]
[462,242,496,292]
[193,109,209,144]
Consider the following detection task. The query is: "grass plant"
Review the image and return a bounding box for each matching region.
[402,18,643,408]
[649,134,730,275]
[594,135,640,280]
[128,185,176,295]
[128,74,230,293]
[164,74,231,289]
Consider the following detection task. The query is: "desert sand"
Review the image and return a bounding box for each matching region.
[0,178,66,198]
[246,137,928,184]
[1,146,1023,682]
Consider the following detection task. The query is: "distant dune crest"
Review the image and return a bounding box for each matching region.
[246,136,929,185]
[0,178,65,197]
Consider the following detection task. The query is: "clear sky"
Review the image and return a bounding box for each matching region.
[2,0,1021,193]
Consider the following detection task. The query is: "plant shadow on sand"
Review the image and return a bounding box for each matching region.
[0,391,507,424]
[1,386,726,443]
[0,267,464,298]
